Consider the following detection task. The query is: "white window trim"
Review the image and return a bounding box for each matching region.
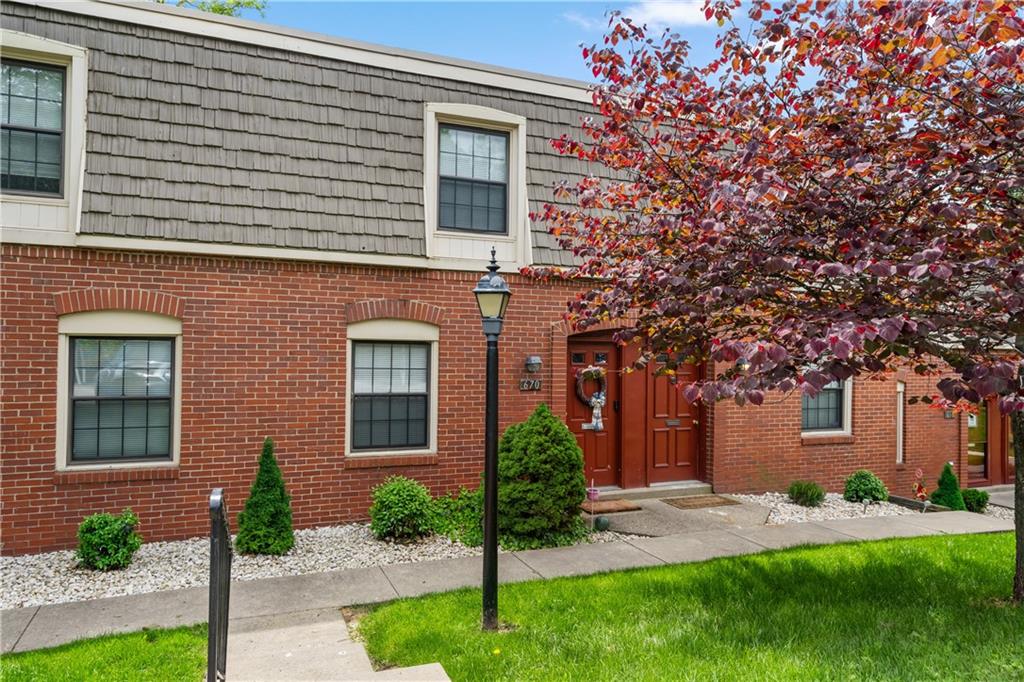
[0,30,88,234]
[423,102,532,269]
[55,310,183,471]
[801,378,854,438]
[345,319,440,458]
[896,380,906,464]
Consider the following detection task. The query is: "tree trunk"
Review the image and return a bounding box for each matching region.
[1013,409,1024,604]
[1014,331,1024,604]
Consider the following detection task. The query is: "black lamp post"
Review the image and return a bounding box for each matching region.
[473,248,511,631]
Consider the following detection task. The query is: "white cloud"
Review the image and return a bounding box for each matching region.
[562,11,606,32]
[622,1,712,29]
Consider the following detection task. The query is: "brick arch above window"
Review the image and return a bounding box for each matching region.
[345,299,443,326]
[53,289,184,319]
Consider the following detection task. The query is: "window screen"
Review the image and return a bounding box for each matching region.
[438,124,508,234]
[351,342,429,450]
[801,381,845,431]
[1,60,64,195]
[70,338,174,461]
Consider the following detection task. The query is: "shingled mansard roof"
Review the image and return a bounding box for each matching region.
[4,0,603,267]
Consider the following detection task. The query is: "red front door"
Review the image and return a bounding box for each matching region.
[646,360,700,484]
[566,339,620,487]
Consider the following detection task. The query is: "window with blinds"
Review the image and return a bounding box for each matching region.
[70,338,174,461]
[1,60,64,196]
[351,341,429,450]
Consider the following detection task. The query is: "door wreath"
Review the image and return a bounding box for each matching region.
[575,365,607,405]
[576,365,607,432]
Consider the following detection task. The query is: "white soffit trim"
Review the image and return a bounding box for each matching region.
[17,0,594,103]
[0,227,526,273]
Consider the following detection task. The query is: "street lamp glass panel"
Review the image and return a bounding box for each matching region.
[475,290,511,319]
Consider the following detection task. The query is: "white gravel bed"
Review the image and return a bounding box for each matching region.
[984,504,1015,522]
[729,492,913,525]
[1,523,624,610]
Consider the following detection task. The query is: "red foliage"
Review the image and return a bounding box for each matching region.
[533,0,1024,412]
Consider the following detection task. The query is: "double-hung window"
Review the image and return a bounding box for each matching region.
[70,338,174,461]
[801,380,846,432]
[351,341,429,451]
[1,59,64,196]
[438,124,508,234]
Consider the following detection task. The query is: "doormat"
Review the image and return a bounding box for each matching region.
[662,495,740,510]
[582,499,643,514]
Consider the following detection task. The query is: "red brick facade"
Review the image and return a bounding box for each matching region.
[0,244,968,555]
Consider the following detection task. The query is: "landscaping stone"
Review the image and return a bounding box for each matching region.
[0,523,624,610]
[730,492,912,525]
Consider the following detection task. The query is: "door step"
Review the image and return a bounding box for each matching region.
[599,481,712,501]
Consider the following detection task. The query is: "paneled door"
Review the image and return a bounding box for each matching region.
[646,361,699,484]
[566,340,620,487]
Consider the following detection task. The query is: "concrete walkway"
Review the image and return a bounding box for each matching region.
[977,484,1015,510]
[1,511,1013,676]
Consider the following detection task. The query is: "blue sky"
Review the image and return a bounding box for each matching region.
[239,1,729,82]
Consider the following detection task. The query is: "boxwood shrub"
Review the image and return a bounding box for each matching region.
[843,469,889,503]
[961,488,989,514]
[76,508,142,571]
[369,475,434,541]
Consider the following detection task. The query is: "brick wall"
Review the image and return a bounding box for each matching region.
[710,368,967,496]
[0,245,583,554]
[1,244,968,554]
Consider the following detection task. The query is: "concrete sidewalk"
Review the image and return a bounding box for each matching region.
[1,511,1013,659]
[977,484,1015,510]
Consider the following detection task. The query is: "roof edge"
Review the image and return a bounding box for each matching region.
[11,0,596,103]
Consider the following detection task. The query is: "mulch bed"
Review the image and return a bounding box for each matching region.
[661,495,740,510]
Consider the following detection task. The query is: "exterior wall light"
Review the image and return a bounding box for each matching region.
[525,355,542,373]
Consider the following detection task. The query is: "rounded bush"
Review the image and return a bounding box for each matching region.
[843,470,889,503]
[497,403,586,549]
[929,463,966,510]
[369,476,434,540]
[961,488,990,514]
[787,480,825,507]
[76,508,142,571]
[431,487,483,546]
[236,437,295,555]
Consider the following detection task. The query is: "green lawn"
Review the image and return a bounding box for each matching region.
[0,624,206,682]
[360,533,1024,681]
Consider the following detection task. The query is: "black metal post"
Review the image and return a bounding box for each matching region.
[208,488,232,682]
[482,326,500,630]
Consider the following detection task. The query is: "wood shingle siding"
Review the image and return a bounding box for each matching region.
[4,2,597,266]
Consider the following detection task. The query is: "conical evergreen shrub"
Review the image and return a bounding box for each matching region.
[235,437,295,555]
[929,462,966,511]
[497,403,586,548]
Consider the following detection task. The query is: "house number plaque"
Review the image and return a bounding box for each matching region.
[519,378,542,391]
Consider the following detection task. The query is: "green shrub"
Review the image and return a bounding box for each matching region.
[235,437,295,555]
[369,476,434,541]
[76,509,142,570]
[930,463,966,510]
[961,488,990,514]
[496,403,587,550]
[787,480,825,507]
[431,487,483,546]
[843,470,889,503]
